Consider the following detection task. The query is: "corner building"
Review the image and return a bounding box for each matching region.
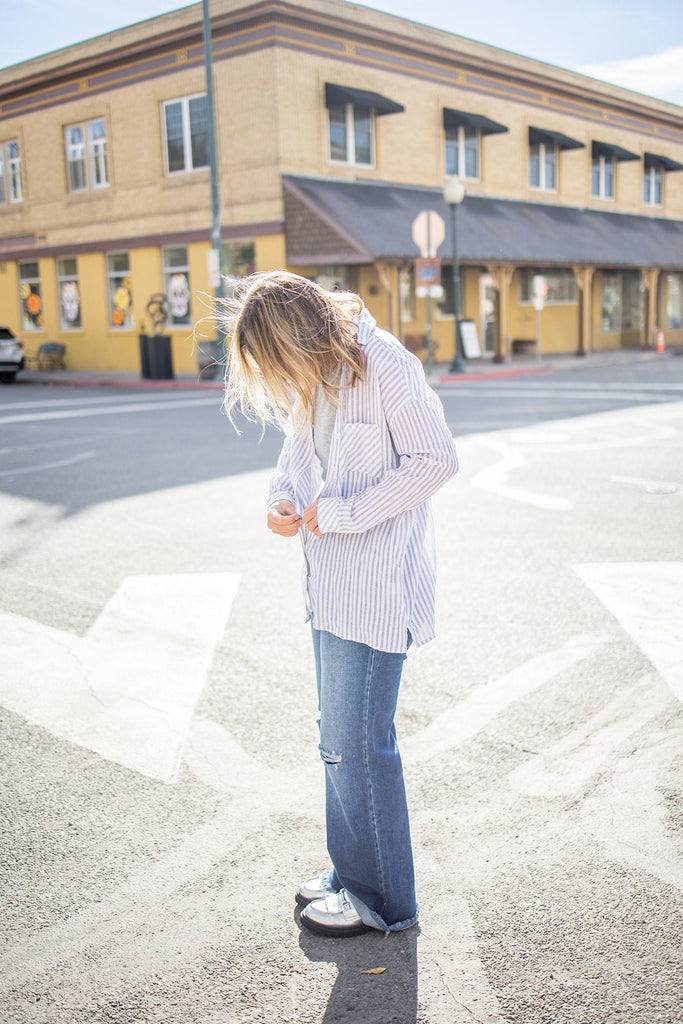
[0,0,682,372]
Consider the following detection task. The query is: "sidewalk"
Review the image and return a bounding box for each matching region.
[14,347,672,390]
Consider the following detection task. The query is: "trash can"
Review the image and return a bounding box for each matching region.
[139,333,174,380]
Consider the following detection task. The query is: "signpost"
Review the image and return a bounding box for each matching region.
[412,210,445,368]
[532,274,547,361]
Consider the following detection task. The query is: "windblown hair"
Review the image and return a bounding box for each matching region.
[221,270,366,432]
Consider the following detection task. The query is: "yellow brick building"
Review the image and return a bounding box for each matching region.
[0,0,682,372]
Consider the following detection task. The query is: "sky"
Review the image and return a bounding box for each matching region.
[2,0,683,107]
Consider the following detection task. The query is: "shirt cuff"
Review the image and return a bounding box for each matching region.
[316,495,347,534]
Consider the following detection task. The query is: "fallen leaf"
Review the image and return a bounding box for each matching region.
[360,967,387,975]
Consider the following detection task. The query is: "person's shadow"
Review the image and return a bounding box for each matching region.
[298,913,419,1023]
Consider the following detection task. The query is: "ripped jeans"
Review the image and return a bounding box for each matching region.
[311,627,419,933]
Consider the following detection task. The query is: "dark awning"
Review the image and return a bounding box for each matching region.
[529,126,584,151]
[443,108,508,136]
[324,83,404,117]
[645,151,683,172]
[592,140,639,162]
[283,174,683,269]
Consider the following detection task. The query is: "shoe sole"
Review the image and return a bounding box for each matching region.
[299,908,373,938]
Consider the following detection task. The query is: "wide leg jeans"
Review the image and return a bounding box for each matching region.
[311,627,419,933]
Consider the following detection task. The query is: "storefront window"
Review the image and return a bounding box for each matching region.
[107,252,134,329]
[519,268,577,304]
[666,273,682,329]
[601,271,643,333]
[57,257,81,330]
[18,261,43,331]
[162,246,192,326]
[221,240,255,278]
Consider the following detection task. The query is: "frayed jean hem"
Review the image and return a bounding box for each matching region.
[346,890,419,934]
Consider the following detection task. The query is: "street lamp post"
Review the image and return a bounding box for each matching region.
[444,176,466,373]
[202,0,224,380]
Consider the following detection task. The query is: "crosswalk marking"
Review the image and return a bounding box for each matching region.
[575,562,683,702]
[0,573,239,782]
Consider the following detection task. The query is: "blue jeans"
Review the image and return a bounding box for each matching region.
[311,628,419,933]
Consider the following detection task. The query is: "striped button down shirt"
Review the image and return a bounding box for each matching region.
[267,312,459,653]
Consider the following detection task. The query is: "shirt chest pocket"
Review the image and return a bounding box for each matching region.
[337,422,383,481]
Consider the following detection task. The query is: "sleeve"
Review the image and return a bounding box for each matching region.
[316,385,458,535]
[266,434,297,509]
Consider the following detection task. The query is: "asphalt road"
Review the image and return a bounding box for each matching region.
[0,353,682,1024]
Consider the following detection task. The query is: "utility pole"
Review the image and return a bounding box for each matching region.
[202,0,224,377]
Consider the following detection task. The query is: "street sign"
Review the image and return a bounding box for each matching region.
[414,257,443,299]
[412,210,445,258]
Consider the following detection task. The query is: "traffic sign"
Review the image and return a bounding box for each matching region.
[412,210,445,258]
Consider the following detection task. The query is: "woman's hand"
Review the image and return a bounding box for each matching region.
[267,500,301,537]
[302,499,322,537]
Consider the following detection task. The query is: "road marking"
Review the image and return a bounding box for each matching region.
[472,437,573,510]
[0,573,239,782]
[575,562,683,702]
[581,726,683,891]
[0,396,219,424]
[612,474,680,494]
[401,634,608,765]
[509,673,672,798]
[0,449,96,477]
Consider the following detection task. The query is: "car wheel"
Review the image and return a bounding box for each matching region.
[0,371,17,383]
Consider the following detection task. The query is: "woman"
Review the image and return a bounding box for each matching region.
[223,271,458,938]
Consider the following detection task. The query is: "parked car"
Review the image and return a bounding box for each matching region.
[0,326,25,383]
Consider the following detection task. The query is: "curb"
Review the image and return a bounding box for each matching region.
[439,364,553,383]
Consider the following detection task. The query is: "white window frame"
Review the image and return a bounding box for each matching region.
[0,140,23,204]
[107,252,134,330]
[162,246,192,326]
[56,256,82,331]
[592,155,615,199]
[643,165,663,207]
[65,117,108,193]
[529,141,557,191]
[18,261,43,332]
[445,125,480,181]
[162,94,209,175]
[328,103,375,167]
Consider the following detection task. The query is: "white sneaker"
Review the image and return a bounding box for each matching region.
[300,889,373,937]
[295,872,338,907]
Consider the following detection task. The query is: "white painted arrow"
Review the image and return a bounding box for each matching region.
[0,573,239,783]
[575,562,683,702]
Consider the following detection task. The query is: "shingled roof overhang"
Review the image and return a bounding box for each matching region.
[283,175,683,270]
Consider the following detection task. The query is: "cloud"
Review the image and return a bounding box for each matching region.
[577,47,683,107]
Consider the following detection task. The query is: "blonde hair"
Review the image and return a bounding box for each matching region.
[221,270,365,432]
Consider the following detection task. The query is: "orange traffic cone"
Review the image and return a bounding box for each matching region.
[656,330,665,353]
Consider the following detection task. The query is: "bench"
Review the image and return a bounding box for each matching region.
[29,342,67,370]
[511,338,536,356]
[404,333,439,361]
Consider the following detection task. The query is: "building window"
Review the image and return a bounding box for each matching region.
[643,165,663,206]
[221,240,255,278]
[592,154,615,198]
[666,273,682,329]
[163,95,209,174]
[162,247,192,326]
[445,125,479,179]
[519,268,577,304]
[328,104,373,165]
[529,142,557,190]
[57,257,81,330]
[601,271,643,333]
[107,252,134,329]
[65,118,108,193]
[18,261,43,331]
[0,140,23,204]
